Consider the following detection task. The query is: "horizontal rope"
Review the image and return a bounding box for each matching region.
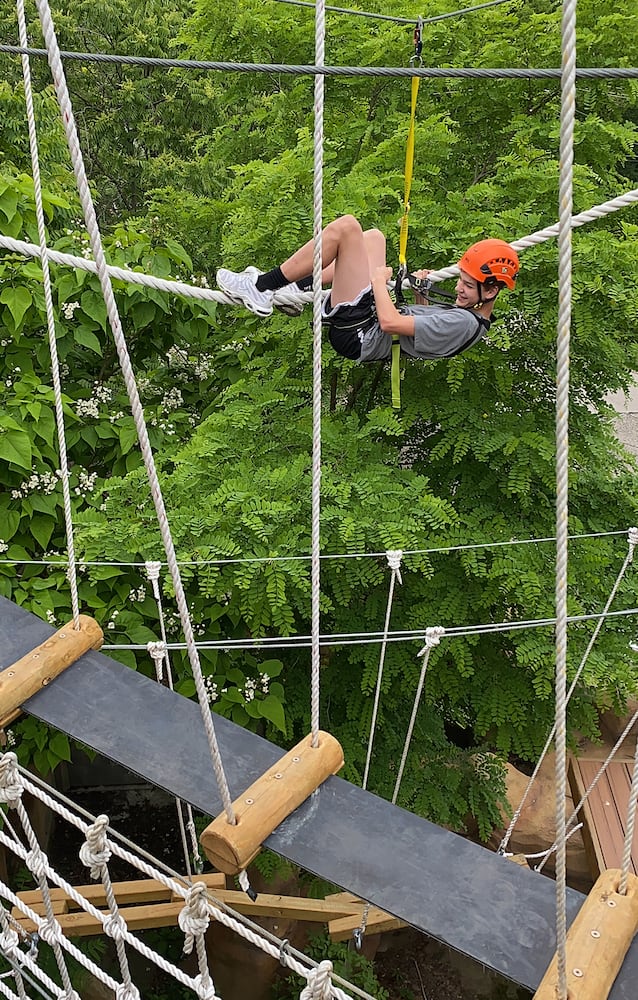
[2,187,637,307]
[269,0,516,26]
[1,45,637,78]
[0,530,627,570]
[427,187,638,282]
[105,605,638,652]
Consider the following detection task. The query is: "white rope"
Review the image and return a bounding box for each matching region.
[362,550,403,790]
[15,0,80,628]
[309,0,326,747]
[553,1,578,993]
[300,961,334,1000]
[499,527,638,854]
[33,0,236,825]
[0,758,78,1000]
[178,884,218,998]
[0,907,28,1000]
[79,815,139,998]
[0,529,629,572]
[619,730,638,894]
[425,188,638,284]
[106,604,638,653]
[392,627,445,804]
[146,561,204,876]
[2,188,637,299]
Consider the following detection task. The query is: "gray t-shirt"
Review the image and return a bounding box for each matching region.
[359,304,488,362]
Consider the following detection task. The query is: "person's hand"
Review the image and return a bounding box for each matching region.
[412,268,431,280]
[372,265,393,284]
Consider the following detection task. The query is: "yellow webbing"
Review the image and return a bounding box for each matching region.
[392,74,421,410]
[398,75,421,271]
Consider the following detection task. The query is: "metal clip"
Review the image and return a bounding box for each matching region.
[410,15,423,66]
[279,938,291,967]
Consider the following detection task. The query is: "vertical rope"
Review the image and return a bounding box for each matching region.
[362,550,403,790]
[146,561,203,876]
[619,733,638,895]
[15,0,80,628]
[310,0,326,748]
[177,883,218,999]
[79,815,140,999]
[33,0,235,823]
[553,1,578,995]
[392,626,444,804]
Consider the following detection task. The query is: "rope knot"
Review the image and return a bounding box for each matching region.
[104,913,127,942]
[418,626,445,656]
[385,549,403,582]
[25,849,48,880]
[0,928,19,955]
[145,561,162,583]
[147,640,167,680]
[300,960,334,1000]
[193,972,219,999]
[80,814,111,877]
[178,882,211,955]
[38,917,62,948]
[628,527,638,561]
[115,985,141,1000]
[0,753,23,807]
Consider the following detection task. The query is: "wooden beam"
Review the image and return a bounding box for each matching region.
[11,879,369,938]
[15,873,226,916]
[329,908,405,942]
[0,615,103,728]
[533,868,638,1000]
[200,731,344,875]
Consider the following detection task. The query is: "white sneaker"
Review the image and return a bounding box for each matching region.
[274,283,305,317]
[216,267,274,317]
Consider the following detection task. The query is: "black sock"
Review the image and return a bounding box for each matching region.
[256,267,288,292]
[296,274,313,291]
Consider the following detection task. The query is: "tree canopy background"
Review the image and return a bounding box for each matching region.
[1,0,638,836]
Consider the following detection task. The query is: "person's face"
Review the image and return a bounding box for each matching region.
[455,269,481,307]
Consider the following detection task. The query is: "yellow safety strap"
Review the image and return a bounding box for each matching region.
[392,72,421,410]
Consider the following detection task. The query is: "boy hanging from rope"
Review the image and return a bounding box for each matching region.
[216,214,519,362]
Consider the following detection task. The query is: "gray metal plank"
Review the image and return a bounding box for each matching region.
[1,596,637,995]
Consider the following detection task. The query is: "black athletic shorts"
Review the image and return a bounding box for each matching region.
[323,288,377,360]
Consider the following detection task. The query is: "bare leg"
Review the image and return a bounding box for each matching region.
[280,215,386,305]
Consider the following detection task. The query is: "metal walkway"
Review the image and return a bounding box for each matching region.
[2,596,637,996]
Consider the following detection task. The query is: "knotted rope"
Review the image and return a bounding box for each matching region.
[300,960,334,999]
[393,626,445,804]
[79,814,138,997]
[363,550,403,789]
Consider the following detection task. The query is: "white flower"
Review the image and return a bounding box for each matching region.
[0,540,8,554]
[61,301,80,320]
[76,398,99,419]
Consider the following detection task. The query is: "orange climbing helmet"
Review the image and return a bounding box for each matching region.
[458,238,519,291]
